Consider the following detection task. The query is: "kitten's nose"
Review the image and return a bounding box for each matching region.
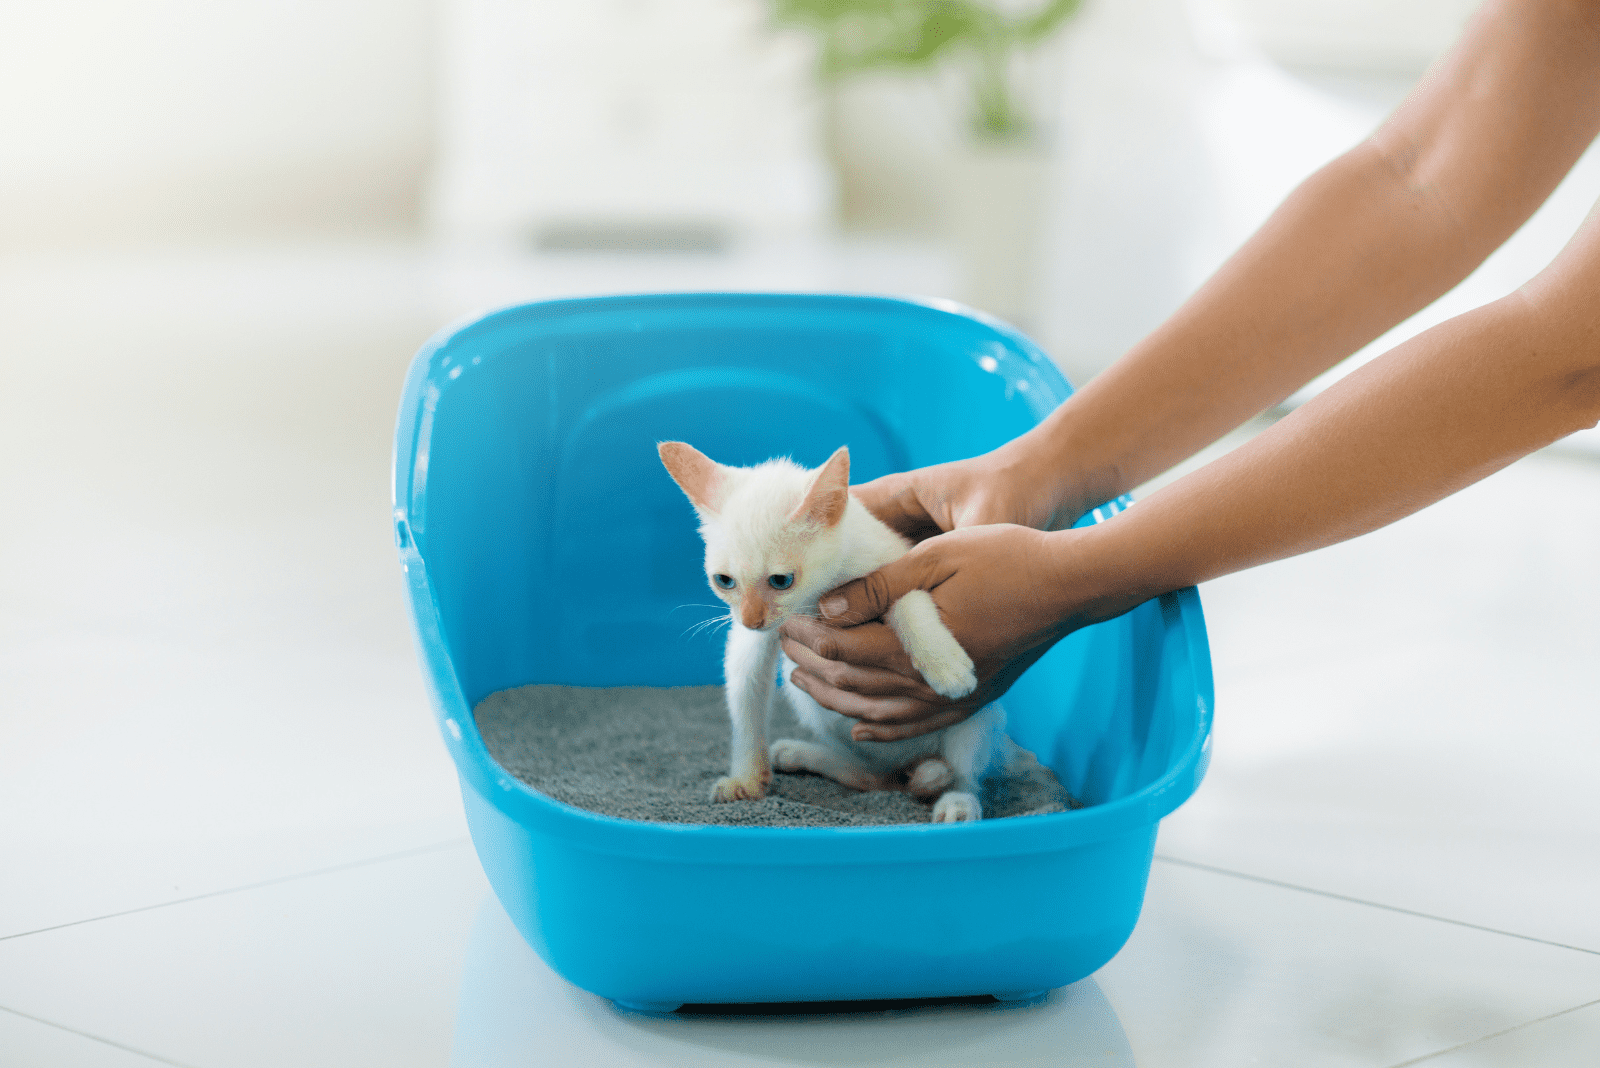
[739,597,766,630]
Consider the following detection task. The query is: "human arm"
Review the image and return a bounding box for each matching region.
[851,0,1600,542]
[783,0,1600,739]
[790,218,1600,738]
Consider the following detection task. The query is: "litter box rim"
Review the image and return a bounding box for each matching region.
[394,291,1214,867]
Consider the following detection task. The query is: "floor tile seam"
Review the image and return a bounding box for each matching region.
[1383,996,1600,1067]
[0,1004,197,1068]
[1152,854,1600,957]
[0,836,473,943]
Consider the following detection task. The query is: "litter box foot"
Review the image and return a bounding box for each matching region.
[613,999,682,1014]
[992,989,1049,1004]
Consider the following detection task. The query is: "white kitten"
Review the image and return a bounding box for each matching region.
[658,441,1017,823]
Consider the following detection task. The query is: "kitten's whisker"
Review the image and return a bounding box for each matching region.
[682,612,734,640]
[696,617,733,639]
[786,611,828,623]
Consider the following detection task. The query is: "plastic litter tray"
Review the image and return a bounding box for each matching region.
[392,292,1213,1011]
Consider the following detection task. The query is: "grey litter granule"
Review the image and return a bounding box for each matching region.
[474,683,1079,827]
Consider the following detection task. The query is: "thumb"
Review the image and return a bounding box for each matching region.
[847,474,896,517]
[851,474,940,543]
[817,552,928,628]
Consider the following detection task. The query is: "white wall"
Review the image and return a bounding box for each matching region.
[1210,0,1478,70]
[0,0,437,247]
[1036,0,1600,391]
[429,0,832,249]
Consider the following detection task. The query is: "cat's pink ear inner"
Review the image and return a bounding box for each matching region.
[792,446,850,527]
[658,441,726,513]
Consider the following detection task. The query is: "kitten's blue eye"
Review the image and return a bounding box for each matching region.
[712,574,735,590]
[768,573,795,590]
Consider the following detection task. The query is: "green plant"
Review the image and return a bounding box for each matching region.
[770,0,1083,140]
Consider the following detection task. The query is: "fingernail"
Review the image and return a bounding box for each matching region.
[820,595,846,618]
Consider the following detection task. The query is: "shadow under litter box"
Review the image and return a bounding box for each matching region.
[475,684,1079,827]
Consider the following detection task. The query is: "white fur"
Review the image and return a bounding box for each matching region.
[662,445,1022,821]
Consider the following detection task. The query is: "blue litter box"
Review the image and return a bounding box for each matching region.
[393,292,1213,1011]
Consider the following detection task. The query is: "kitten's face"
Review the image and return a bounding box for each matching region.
[659,442,850,633]
[700,521,840,632]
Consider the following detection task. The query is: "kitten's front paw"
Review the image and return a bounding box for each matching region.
[930,791,982,823]
[710,774,767,802]
[915,654,978,701]
[889,590,979,699]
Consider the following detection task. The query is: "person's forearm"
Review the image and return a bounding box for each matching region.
[1027,145,1480,518]
[1057,273,1600,621]
[1007,0,1600,523]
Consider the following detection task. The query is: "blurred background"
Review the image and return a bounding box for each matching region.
[6,0,1600,384]
[6,0,1600,404]
[7,0,1600,391]
[5,3,1600,1066]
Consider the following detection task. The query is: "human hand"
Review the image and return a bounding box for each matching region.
[781,524,1095,741]
[851,439,1087,544]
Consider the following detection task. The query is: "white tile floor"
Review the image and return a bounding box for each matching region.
[3,232,1598,1068]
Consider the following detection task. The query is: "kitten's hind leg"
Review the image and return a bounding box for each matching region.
[930,791,981,822]
[928,705,1004,823]
[770,739,893,793]
[906,758,955,802]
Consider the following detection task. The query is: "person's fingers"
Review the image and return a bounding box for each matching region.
[849,707,973,742]
[787,668,938,725]
[780,634,941,700]
[815,550,939,627]
[779,616,916,673]
[850,475,941,542]
[847,476,903,526]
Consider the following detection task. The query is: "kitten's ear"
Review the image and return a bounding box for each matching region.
[791,446,850,528]
[658,441,727,514]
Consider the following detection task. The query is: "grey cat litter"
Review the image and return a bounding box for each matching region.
[474,683,1080,827]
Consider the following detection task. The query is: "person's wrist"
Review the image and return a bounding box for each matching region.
[1035,520,1161,629]
[1007,400,1138,528]
[987,428,1092,530]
